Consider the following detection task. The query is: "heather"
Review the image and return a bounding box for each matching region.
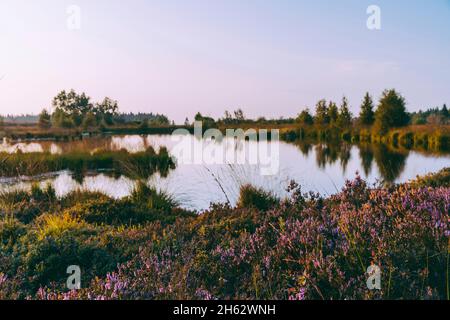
[0,184,194,298]
[0,169,447,300]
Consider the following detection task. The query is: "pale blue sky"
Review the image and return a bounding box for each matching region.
[0,0,449,122]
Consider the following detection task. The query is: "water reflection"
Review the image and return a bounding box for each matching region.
[372,144,408,183]
[359,144,374,177]
[0,135,448,211]
[0,171,135,199]
[294,141,411,184]
[1,136,169,155]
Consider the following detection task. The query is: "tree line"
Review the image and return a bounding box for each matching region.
[36,90,170,130]
[192,89,448,135]
[2,88,448,134]
[295,89,448,134]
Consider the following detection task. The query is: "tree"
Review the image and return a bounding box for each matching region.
[38,109,52,129]
[411,112,427,125]
[374,89,409,134]
[441,104,448,119]
[0,115,4,128]
[223,111,233,124]
[96,97,119,125]
[82,111,97,130]
[327,101,339,124]
[359,92,375,126]
[52,90,92,115]
[314,99,329,125]
[337,96,353,128]
[234,109,245,121]
[148,114,170,126]
[194,112,204,122]
[296,109,314,125]
[52,90,94,128]
[51,108,73,128]
[194,112,215,126]
[139,119,148,130]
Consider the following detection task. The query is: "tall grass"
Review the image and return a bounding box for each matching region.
[281,124,450,153]
[0,147,174,178]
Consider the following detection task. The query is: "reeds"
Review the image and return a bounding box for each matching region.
[0,147,175,178]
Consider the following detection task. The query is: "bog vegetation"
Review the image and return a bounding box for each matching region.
[0,147,174,178]
[0,168,448,300]
[0,88,449,300]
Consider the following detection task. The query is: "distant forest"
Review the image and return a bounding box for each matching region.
[2,112,171,125]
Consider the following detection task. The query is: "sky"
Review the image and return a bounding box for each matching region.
[0,0,449,123]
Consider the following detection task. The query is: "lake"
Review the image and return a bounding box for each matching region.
[0,135,449,211]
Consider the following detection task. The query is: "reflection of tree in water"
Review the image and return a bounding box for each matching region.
[339,143,351,174]
[358,144,374,177]
[310,141,407,183]
[315,144,336,168]
[314,142,350,170]
[295,141,312,156]
[73,171,85,184]
[373,144,408,184]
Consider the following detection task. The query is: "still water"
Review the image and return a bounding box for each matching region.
[1,135,449,211]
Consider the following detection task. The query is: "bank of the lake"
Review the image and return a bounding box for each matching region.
[0,168,448,300]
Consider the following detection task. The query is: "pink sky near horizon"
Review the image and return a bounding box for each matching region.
[1,0,449,123]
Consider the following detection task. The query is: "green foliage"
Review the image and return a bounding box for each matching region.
[296,109,314,125]
[359,92,375,125]
[410,167,450,188]
[52,90,92,115]
[0,182,195,297]
[0,171,449,300]
[130,181,177,213]
[139,120,148,130]
[327,101,339,124]
[314,99,329,125]
[0,148,175,178]
[337,96,353,128]
[82,111,97,130]
[22,223,115,292]
[0,217,26,247]
[50,90,122,129]
[237,185,279,211]
[38,109,52,129]
[374,89,409,134]
[51,108,74,128]
[195,112,216,127]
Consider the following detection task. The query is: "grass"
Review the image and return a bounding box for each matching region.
[281,124,450,153]
[0,168,447,300]
[0,182,195,296]
[0,147,174,178]
[0,123,191,141]
[237,184,279,211]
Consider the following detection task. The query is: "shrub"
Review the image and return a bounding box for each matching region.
[237,185,279,211]
[0,217,26,247]
[131,181,177,213]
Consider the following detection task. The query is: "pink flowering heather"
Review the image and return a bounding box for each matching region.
[32,171,449,300]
